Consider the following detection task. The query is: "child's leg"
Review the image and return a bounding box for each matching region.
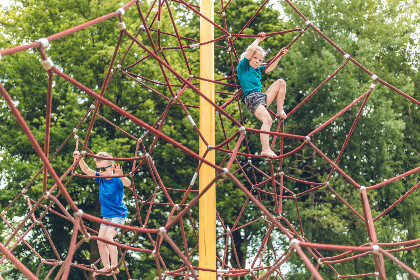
[266,79,287,118]
[97,226,111,270]
[254,105,276,157]
[103,228,118,268]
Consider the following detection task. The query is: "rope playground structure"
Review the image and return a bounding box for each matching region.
[0,0,419,279]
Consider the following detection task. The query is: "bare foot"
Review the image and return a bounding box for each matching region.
[278,109,287,119]
[261,149,277,158]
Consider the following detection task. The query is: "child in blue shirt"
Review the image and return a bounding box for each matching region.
[237,32,288,158]
[73,151,130,275]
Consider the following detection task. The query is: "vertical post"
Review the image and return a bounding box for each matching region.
[199,0,215,278]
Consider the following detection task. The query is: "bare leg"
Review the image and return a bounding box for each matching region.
[255,105,276,157]
[97,226,111,272]
[266,79,287,118]
[105,228,118,267]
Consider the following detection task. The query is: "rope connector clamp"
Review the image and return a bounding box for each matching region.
[372,245,380,254]
[290,239,300,246]
[118,22,126,31]
[116,8,125,15]
[344,53,351,59]
[74,209,84,217]
[371,74,378,81]
[41,58,54,71]
[190,43,200,49]
[90,104,96,110]
[305,20,312,25]
[36,38,49,49]
[370,83,376,90]
[360,186,366,192]
[43,192,50,199]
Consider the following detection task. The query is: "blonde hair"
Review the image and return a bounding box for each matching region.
[94,152,114,165]
[240,45,266,61]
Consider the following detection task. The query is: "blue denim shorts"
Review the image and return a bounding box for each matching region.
[244,91,267,114]
[101,216,126,232]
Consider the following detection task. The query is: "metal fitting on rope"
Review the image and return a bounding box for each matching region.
[305,136,311,143]
[36,38,49,49]
[174,204,179,210]
[344,53,351,59]
[187,115,196,126]
[305,20,312,25]
[43,192,50,199]
[248,159,252,163]
[190,173,198,186]
[139,24,145,30]
[89,104,96,110]
[372,245,380,254]
[279,171,284,175]
[375,272,379,276]
[151,250,157,257]
[337,275,341,279]
[74,209,84,217]
[360,186,366,192]
[370,83,376,90]
[73,128,78,134]
[23,195,29,199]
[21,189,27,194]
[190,43,200,49]
[1,210,5,216]
[129,172,134,178]
[318,258,323,265]
[189,74,194,79]
[221,12,226,17]
[41,58,54,71]
[238,126,246,132]
[84,233,91,242]
[293,194,297,198]
[222,168,229,177]
[74,134,79,140]
[145,153,150,158]
[118,22,126,31]
[290,239,300,246]
[325,181,330,186]
[371,74,378,81]
[80,150,87,155]
[159,227,166,235]
[116,8,125,15]
[217,268,229,274]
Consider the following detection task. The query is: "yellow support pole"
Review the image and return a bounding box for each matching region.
[199,0,215,278]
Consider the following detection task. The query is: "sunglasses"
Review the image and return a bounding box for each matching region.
[96,165,113,172]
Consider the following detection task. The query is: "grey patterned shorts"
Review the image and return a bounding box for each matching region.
[101,216,126,232]
[244,91,267,114]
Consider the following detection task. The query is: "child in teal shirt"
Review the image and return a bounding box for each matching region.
[237,32,288,158]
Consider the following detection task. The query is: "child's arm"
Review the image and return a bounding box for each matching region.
[264,48,288,73]
[244,32,267,60]
[113,164,131,187]
[73,151,96,176]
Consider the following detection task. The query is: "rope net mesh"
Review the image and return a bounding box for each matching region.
[0,0,419,279]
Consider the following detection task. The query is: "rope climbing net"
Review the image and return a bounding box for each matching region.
[0,0,419,279]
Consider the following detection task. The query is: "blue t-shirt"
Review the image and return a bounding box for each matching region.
[95,173,128,218]
[237,57,266,98]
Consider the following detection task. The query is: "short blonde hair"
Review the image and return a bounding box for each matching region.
[94,152,114,165]
[240,45,266,61]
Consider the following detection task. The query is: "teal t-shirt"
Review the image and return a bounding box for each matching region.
[237,57,266,98]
